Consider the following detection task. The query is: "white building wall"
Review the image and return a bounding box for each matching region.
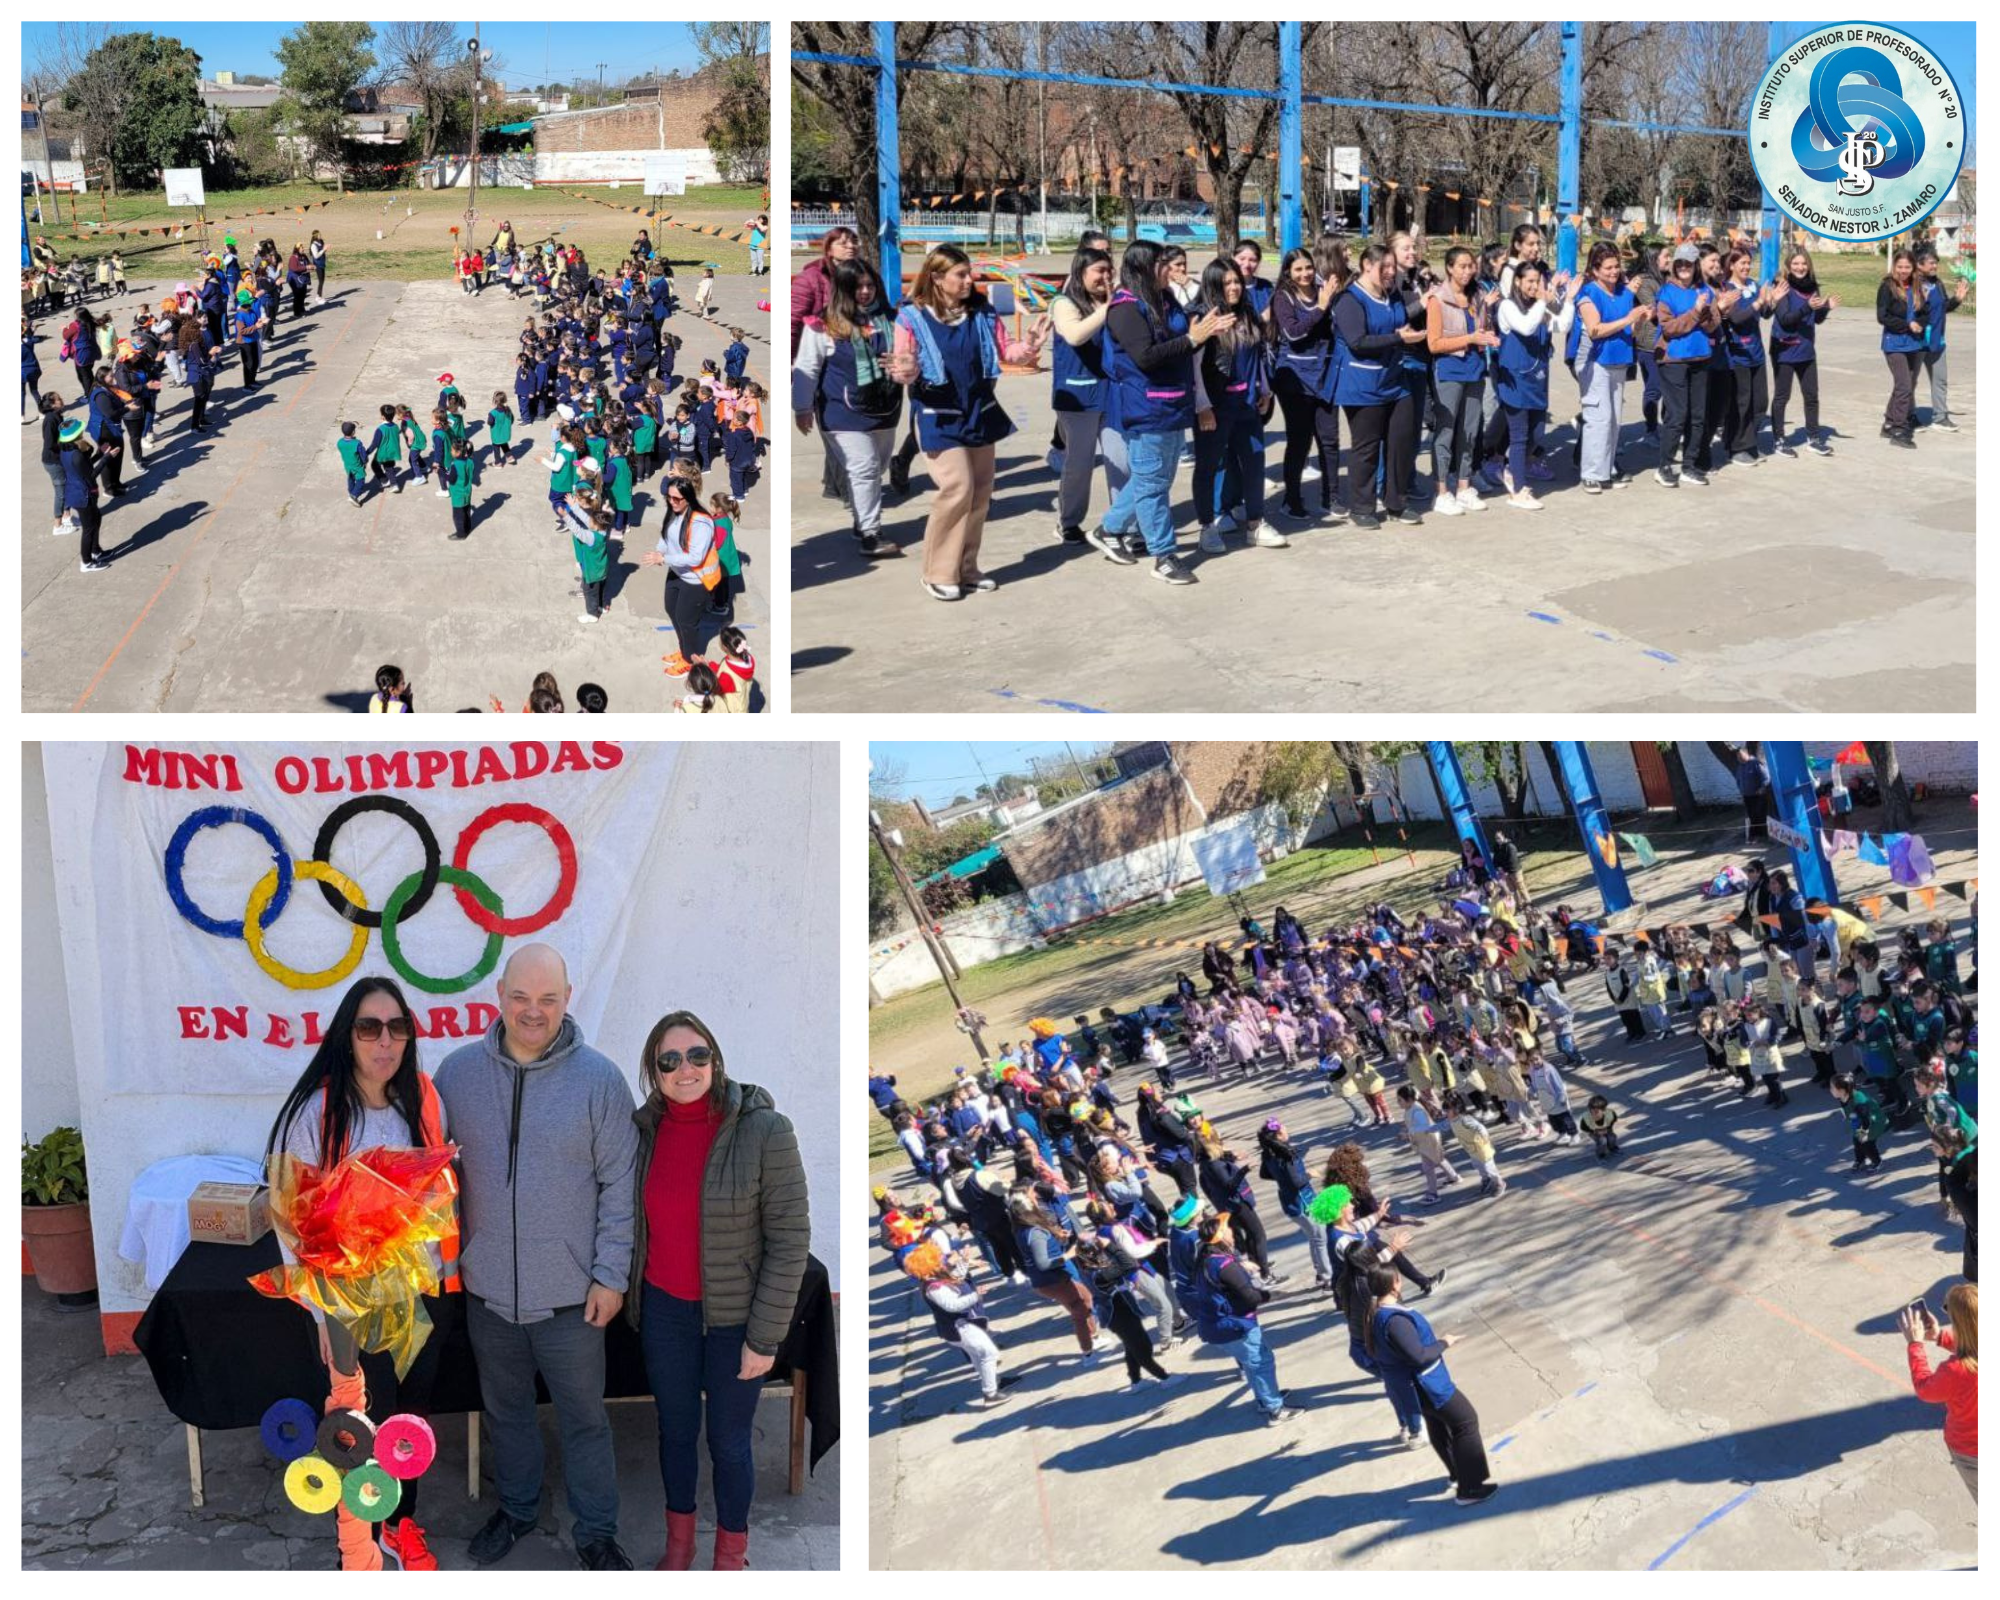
[869,893,1046,1001]
[533,148,723,186]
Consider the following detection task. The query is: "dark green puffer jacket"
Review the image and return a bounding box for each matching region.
[624,1077,810,1356]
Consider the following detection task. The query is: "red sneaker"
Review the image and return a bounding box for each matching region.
[661,651,692,679]
[380,1518,439,1572]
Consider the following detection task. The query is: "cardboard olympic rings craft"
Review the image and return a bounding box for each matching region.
[316,1407,377,1471]
[372,1413,438,1479]
[283,1454,343,1514]
[259,1397,320,1462]
[340,1463,403,1523]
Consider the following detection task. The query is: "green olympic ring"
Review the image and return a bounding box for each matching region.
[380,864,505,995]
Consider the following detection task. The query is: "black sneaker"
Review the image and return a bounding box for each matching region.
[1809,435,1834,457]
[1085,525,1138,565]
[1731,450,1759,467]
[1350,510,1382,530]
[1152,553,1197,586]
[1395,507,1423,526]
[1654,466,1679,488]
[576,1539,634,1571]
[1455,1482,1501,1506]
[468,1509,537,1566]
[1581,478,1603,495]
[857,531,881,556]
[1889,430,1916,450]
[1776,442,1797,458]
[1680,468,1709,487]
[888,458,910,494]
[1323,503,1350,524]
[1055,524,1087,544]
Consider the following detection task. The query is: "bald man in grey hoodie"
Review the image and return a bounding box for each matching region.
[435,942,640,1571]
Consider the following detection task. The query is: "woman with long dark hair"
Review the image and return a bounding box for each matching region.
[886,244,1049,600]
[792,257,902,557]
[1570,240,1646,495]
[1877,247,1927,449]
[1269,243,1345,524]
[1352,1257,1496,1503]
[263,976,459,1572]
[625,1010,809,1569]
[1769,247,1835,458]
[1088,239,1229,585]
[1335,242,1428,528]
[1424,246,1499,515]
[1048,245,1127,546]
[1193,256,1286,555]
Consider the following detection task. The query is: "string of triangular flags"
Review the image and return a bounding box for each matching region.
[554,188,753,244]
[28,197,344,242]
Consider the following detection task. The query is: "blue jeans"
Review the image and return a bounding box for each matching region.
[1102,428,1184,558]
[639,1283,764,1533]
[464,1294,620,1549]
[1223,1322,1282,1416]
[1192,408,1266,525]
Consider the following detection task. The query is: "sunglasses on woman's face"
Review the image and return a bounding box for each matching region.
[656,1046,714,1071]
[354,1017,413,1042]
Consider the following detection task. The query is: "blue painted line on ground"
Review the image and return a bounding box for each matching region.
[1647,1484,1760,1570]
[1491,1434,1515,1451]
[1575,1381,1597,1398]
[1037,697,1107,714]
[1642,648,1678,663]
[1527,611,1563,624]
[1589,630,1614,641]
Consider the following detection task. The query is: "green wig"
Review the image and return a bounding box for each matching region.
[1306,1184,1354,1226]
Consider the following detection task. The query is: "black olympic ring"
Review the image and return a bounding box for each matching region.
[310,796,441,930]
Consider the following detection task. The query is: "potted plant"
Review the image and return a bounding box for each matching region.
[22,1125,98,1304]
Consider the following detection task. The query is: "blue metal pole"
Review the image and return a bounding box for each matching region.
[1424,743,1493,869]
[1551,741,1633,915]
[1279,21,1303,252]
[1763,742,1841,907]
[1557,22,1582,274]
[874,22,901,303]
[1360,175,1371,236]
[1760,22,1785,283]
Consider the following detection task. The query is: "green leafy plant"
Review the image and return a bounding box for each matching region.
[22,1126,87,1207]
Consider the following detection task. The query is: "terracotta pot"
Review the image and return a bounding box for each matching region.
[22,1201,97,1296]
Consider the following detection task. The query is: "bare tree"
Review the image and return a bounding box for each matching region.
[1862,743,1915,832]
[379,20,464,167]
[35,23,120,190]
[1674,22,1762,231]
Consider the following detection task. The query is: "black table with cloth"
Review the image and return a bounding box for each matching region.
[133,1238,838,1506]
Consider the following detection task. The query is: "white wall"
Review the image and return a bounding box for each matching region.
[33,742,841,1314]
[533,149,724,187]
[22,745,80,1142]
[869,893,1045,1002]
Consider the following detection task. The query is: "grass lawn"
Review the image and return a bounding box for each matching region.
[24,183,769,280]
[865,816,1591,1164]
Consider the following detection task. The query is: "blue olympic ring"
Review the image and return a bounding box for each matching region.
[1790,46,1924,185]
[165,806,293,937]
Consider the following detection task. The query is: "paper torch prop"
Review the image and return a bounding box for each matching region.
[251,1143,460,1379]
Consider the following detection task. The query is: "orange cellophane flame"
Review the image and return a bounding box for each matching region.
[250,1145,459,1380]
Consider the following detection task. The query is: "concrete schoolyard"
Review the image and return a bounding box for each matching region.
[22,270,771,713]
[867,811,1979,1570]
[20,1283,838,1570]
[794,294,1974,714]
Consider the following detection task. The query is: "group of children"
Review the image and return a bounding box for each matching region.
[335,375,500,538]
[871,864,1976,1420]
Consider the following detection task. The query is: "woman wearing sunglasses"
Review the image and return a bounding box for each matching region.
[263,977,459,1572]
[626,1011,810,1570]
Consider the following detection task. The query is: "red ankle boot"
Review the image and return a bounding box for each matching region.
[712,1528,749,1570]
[657,1509,697,1571]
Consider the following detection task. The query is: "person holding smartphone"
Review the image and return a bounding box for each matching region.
[1901,1286,1978,1501]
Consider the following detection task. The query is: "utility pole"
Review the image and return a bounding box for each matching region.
[466,25,484,242]
[871,811,988,1060]
[1063,742,1093,792]
[595,62,609,104]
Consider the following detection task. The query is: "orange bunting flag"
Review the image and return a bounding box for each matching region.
[1919,886,1938,910]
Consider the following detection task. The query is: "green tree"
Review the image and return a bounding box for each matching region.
[694,22,770,183]
[1260,743,1343,830]
[275,20,377,191]
[59,32,206,192]
[222,108,296,186]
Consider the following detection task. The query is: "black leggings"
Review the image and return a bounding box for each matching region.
[1156,1152,1196,1199]
[1771,359,1819,439]
[352,1291,459,1522]
[451,503,472,539]
[1274,375,1338,511]
[665,577,710,659]
[77,496,103,565]
[1344,393,1419,515]
[1226,1204,1270,1275]
[190,380,211,431]
[1421,1387,1493,1495]
[1107,1296,1167,1384]
[1883,349,1923,431]
[1657,362,1707,471]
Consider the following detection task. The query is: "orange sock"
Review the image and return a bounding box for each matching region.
[326,1367,383,1571]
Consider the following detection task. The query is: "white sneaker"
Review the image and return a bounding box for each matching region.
[1300,463,1322,483]
[1433,493,1465,516]
[1009,1270,1028,1286]
[1250,523,1289,548]
[1456,488,1488,512]
[1198,525,1227,555]
[1211,511,1239,534]
[1508,490,1543,512]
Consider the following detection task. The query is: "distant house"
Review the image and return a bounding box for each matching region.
[930,797,999,829]
[200,74,283,114]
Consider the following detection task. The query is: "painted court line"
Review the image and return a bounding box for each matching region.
[1647,1484,1760,1569]
[70,445,266,712]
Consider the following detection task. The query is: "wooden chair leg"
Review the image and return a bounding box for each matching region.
[186,1423,205,1510]
[467,1411,480,1500]
[788,1372,806,1496]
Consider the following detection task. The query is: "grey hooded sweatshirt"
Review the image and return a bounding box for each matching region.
[434,1015,638,1324]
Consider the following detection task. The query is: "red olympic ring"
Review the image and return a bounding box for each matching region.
[450,803,579,936]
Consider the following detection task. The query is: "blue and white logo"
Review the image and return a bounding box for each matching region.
[1750,25,1964,243]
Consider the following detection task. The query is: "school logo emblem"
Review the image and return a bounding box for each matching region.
[1750,26,1964,243]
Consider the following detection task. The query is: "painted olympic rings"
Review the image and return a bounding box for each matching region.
[450,803,578,936]
[165,807,292,937]
[311,795,440,929]
[244,862,370,990]
[283,1454,342,1514]
[382,865,504,995]
[162,801,581,994]
[341,1463,403,1523]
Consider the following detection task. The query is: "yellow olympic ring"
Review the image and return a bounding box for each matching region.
[242,862,370,991]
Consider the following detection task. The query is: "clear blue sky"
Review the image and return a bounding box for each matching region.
[1783,21,1975,146]
[21,22,726,97]
[872,743,1115,808]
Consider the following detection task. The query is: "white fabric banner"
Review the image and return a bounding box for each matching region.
[45,740,842,1303]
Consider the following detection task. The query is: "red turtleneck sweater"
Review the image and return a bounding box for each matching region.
[644,1095,719,1300]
